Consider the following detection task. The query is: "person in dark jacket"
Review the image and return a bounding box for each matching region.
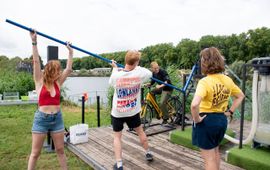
[148,61,173,124]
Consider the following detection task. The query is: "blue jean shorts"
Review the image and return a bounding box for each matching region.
[32,110,64,134]
[192,112,227,150]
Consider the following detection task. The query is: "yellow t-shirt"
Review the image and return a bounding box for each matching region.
[195,74,242,113]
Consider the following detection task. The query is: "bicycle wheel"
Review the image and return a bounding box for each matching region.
[167,96,183,124]
[141,103,153,129]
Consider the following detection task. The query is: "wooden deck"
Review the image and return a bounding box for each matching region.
[67,125,243,170]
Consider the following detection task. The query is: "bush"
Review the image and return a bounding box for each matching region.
[107,86,114,110]
[0,70,34,96]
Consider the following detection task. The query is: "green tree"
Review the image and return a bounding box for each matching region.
[60,59,67,68]
[141,43,175,68]
[0,55,9,71]
[175,39,199,68]
[0,70,34,96]
[72,58,81,70]
[246,27,270,60]
[80,57,91,70]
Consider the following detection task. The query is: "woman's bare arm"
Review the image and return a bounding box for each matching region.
[30,30,42,85]
[59,42,73,86]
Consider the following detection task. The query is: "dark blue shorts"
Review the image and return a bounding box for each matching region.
[32,110,64,134]
[192,113,227,150]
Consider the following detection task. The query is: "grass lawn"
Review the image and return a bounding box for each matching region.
[227,145,270,170]
[170,127,270,169]
[0,104,111,169]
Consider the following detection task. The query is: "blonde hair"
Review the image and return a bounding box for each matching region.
[150,61,159,68]
[43,60,61,87]
[125,50,141,65]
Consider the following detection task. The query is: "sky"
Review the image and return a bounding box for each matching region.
[0,0,270,62]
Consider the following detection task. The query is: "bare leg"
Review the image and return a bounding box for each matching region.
[200,148,218,170]
[113,131,123,161]
[28,133,47,170]
[134,125,149,150]
[51,131,67,170]
[215,146,220,169]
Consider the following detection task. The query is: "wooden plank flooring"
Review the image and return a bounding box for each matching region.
[67,125,243,170]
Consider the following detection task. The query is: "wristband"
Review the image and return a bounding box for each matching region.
[226,109,234,115]
[32,42,37,46]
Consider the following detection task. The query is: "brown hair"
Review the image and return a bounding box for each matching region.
[200,47,225,74]
[43,60,61,87]
[125,50,141,65]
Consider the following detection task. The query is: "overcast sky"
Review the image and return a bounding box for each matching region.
[0,0,270,62]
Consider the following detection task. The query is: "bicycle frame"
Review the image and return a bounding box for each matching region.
[140,90,179,120]
[140,92,162,119]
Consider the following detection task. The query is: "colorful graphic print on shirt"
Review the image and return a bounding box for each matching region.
[116,77,140,113]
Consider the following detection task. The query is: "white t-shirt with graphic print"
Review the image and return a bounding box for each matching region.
[109,66,152,118]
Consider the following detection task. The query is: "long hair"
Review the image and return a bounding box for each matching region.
[200,47,225,75]
[43,60,61,87]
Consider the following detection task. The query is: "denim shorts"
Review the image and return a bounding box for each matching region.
[32,110,64,134]
[192,112,227,150]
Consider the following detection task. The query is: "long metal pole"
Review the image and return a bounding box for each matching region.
[239,64,247,149]
[6,19,183,92]
[6,19,116,67]
[183,64,197,92]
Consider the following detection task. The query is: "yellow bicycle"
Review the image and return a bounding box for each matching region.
[140,87,184,129]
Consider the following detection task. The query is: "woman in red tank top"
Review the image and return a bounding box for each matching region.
[28,30,73,170]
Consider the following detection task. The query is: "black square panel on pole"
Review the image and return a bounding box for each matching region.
[47,46,58,61]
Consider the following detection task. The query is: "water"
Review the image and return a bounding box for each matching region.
[63,77,110,105]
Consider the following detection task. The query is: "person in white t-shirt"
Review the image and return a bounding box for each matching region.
[109,50,154,170]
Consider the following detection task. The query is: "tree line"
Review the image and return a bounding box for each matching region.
[61,27,270,70]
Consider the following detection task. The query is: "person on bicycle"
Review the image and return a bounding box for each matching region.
[109,50,154,170]
[148,61,173,124]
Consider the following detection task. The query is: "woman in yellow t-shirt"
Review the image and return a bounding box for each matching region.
[191,47,245,170]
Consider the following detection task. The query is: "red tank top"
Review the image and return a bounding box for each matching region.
[38,82,61,106]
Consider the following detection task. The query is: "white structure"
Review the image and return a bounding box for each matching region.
[91,68,111,75]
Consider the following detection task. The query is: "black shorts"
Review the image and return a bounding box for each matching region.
[111,113,141,132]
[192,112,227,150]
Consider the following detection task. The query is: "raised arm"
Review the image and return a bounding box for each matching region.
[30,30,42,84]
[59,42,73,86]
[109,59,119,86]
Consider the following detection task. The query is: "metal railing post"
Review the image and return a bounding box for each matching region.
[239,64,247,149]
[97,96,101,127]
[181,74,187,131]
[82,96,85,124]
